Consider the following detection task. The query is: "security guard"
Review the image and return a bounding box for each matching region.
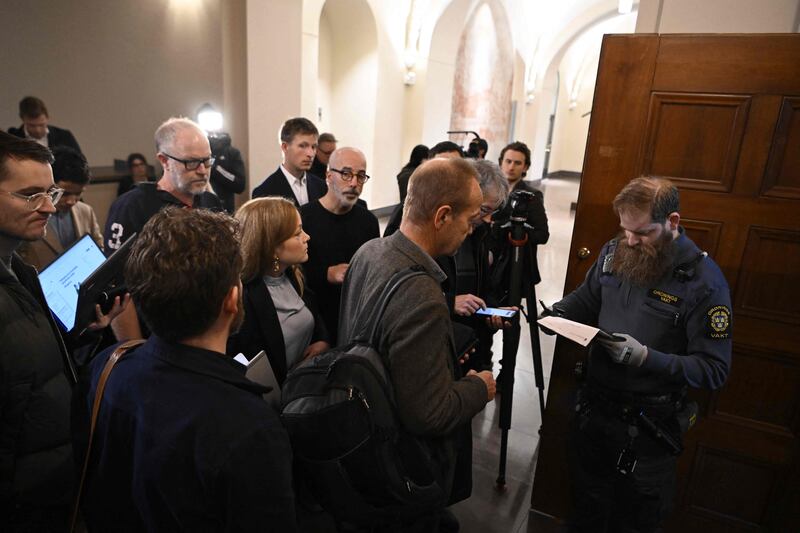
[545,176,732,533]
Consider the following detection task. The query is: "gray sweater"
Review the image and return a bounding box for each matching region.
[338,232,488,437]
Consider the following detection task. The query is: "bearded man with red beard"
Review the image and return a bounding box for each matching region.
[544,176,732,533]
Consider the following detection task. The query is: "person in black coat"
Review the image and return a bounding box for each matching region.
[228,197,329,385]
[208,131,246,213]
[0,132,125,531]
[497,141,549,285]
[7,96,82,154]
[397,144,429,204]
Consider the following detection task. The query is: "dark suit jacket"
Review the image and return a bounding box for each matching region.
[251,167,327,207]
[227,273,328,385]
[8,124,82,154]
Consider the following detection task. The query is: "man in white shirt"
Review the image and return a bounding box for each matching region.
[252,117,327,206]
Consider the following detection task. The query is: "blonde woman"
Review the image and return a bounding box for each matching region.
[227,197,329,384]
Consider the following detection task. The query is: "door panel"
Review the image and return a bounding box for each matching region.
[762,96,800,199]
[531,34,800,532]
[642,92,750,192]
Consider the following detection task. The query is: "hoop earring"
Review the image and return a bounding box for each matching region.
[272,256,280,274]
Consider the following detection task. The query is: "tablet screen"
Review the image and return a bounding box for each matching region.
[38,234,106,331]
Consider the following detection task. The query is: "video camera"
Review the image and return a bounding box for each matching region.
[492,189,536,229]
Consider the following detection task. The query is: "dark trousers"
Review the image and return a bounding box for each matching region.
[568,405,678,533]
[4,502,71,533]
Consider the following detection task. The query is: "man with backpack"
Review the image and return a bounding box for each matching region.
[338,157,496,531]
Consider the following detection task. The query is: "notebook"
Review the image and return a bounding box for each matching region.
[234,350,281,408]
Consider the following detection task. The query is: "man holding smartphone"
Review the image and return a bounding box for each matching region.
[544,177,732,532]
[339,157,496,530]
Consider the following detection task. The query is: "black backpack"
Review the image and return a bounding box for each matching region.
[280,266,446,526]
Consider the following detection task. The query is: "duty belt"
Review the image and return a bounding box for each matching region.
[588,382,685,407]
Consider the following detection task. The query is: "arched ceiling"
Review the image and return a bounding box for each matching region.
[411,0,638,87]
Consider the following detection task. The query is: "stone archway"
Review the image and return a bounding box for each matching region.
[449,0,514,160]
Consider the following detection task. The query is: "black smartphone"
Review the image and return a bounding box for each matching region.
[596,329,625,342]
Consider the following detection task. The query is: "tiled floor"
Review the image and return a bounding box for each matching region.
[378,177,579,532]
[450,177,579,532]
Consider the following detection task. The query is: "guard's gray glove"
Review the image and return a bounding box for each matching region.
[596,333,648,367]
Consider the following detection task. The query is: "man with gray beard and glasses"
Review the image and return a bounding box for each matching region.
[542,176,732,533]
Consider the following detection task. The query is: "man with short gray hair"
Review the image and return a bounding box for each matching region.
[104,117,222,252]
[103,117,223,339]
[451,160,512,371]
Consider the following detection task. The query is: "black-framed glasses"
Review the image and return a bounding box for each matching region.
[0,187,64,210]
[162,152,215,171]
[330,167,370,184]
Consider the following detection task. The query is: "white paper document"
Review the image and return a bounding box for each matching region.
[235,351,281,408]
[537,316,603,346]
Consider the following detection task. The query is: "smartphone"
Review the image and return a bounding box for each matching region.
[475,307,517,318]
[595,329,625,342]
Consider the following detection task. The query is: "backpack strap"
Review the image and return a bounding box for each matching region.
[353,265,428,346]
[70,339,146,533]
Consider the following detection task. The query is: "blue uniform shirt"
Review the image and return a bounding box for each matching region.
[556,229,732,393]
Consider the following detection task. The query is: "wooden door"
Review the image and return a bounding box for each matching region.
[531,34,800,532]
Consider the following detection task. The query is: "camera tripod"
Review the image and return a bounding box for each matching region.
[494,200,546,490]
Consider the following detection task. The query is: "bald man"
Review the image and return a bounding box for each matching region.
[299,147,379,342]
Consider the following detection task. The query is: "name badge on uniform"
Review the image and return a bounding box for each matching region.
[648,289,682,307]
[706,305,732,339]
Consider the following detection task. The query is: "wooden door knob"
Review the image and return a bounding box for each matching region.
[577,247,591,259]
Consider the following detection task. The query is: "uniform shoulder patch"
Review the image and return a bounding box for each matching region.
[706,305,731,339]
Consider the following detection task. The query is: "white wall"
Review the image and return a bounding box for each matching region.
[548,11,637,174]
[317,9,334,133]
[0,0,224,168]
[320,0,378,203]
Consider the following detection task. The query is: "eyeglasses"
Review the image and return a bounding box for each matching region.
[329,168,370,184]
[162,152,215,171]
[0,187,64,210]
[480,204,501,217]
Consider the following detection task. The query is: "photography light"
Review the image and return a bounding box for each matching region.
[197,103,223,133]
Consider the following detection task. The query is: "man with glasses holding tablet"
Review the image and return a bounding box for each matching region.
[299,147,379,343]
[104,117,222,339]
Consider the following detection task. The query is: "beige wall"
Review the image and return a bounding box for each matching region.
[246,0,303,189]
[636,0,800,32]
[1,0,224,168]
[222,0,249,209]
[324,0,378,197]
